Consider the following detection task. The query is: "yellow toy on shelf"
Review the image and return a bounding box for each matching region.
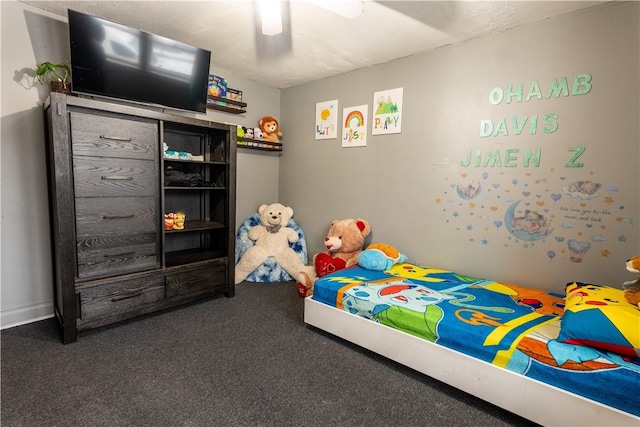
[173,212,186,230]
[164,212,186,230]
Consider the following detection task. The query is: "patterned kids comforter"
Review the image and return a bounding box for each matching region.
[312,263,640,417]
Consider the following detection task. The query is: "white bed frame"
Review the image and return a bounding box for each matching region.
[304,297,640,427]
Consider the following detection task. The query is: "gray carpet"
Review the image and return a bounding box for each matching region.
[1,281,538,426]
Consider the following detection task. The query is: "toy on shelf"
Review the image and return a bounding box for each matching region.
[173,212,186,230]
[259,116,282,143]
[164,213,175,231]
[164,212,186,230]
[235,124,282,152]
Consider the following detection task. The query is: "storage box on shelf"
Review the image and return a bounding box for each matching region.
[44,93,236,343]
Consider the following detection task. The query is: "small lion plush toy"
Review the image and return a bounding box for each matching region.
[623,256,640,307]
[313,218,371,278]
[259,116,282,143]
[235,203,315,289]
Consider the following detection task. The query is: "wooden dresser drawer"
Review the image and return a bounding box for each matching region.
[75,197,157,238]
[73,157,156,197]
[79,276,165,322]
[166,264,227,298]
[70,112,157,160]
[77,240,159,279]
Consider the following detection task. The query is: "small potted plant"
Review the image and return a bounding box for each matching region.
[35,61,71,94]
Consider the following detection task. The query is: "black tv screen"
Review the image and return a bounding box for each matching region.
[68,9,211,113]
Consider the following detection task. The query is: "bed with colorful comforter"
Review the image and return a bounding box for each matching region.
[304,263,640,425]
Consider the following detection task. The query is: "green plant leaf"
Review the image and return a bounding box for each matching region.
[36,63,49,76]
[35,61,71,84]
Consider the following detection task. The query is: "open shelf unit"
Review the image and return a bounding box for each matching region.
[44,93,237,343]
[162,123,232,271]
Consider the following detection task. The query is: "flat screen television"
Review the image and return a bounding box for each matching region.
[68,9,211,113]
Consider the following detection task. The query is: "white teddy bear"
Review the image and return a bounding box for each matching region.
[235,203,315,289]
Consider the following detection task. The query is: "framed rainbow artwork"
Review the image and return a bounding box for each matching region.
[342,105,368,148]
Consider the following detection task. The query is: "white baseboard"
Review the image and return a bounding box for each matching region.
[1,302,54,330]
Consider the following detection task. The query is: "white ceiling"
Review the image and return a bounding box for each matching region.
[21,0,609,89]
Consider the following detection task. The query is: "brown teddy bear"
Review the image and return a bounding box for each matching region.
[313,218,371,278]
[623,256,640,307]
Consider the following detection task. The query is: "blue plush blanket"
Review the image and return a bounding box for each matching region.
[234,214,308,282]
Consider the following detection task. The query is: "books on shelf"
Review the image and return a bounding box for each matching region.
[226,88,243,108]
[207,74,227,99]
[207,74,244,109]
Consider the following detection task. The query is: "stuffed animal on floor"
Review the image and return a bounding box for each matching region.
[313,218,371,278]
[622,256,640,307]
[259,116,282,143]
[358,243,408,271]
[235,203,315,290]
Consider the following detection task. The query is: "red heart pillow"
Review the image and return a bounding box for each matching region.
[314,252,347,278]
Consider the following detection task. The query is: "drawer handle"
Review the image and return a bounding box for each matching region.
[100,135,132,142]
[111,292,143,302]
[101,175,134,181]
[103,214,135,220]
[104,251,135,258]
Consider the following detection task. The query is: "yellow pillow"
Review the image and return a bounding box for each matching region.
[558,282,640,358]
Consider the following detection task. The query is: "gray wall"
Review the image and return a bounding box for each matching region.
[280,2,640,291]
[2,1,639,328]
[0,1,279,327]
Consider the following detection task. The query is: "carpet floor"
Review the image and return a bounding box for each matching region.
[1,281,538,426]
